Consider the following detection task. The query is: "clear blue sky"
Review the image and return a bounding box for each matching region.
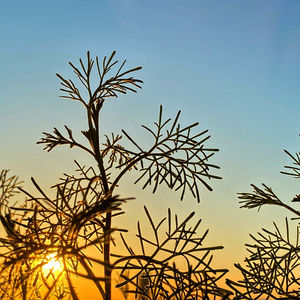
[1,0,299,277]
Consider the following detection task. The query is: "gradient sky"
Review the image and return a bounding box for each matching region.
[1,0,300,286]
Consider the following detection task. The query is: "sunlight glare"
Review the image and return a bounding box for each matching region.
[42,253,63,275]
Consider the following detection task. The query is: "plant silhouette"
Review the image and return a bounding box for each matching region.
[227,136,300,299]
[0,52,231,299]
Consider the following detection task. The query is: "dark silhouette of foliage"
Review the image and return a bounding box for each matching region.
[227,136,300,299]
[0,52,228,299]
[0,170,21,210]
[113,206,230,299]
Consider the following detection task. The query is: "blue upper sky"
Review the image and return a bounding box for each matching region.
[1,0,299,272]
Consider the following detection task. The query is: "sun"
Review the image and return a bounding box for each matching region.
[42,253,63,275]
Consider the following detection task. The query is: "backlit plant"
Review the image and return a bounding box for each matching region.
[0,52,230,300]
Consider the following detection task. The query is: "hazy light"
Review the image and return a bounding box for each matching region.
[42,253,63,276]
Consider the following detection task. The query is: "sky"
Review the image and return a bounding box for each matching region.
[1,0,300,292]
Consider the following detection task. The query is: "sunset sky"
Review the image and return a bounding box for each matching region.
[1,0,300,291]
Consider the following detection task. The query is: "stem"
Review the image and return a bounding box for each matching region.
[62,259,79,300]
[87,102,112,300]
[94,115,112,300]
[79,257,105,298]
[110,153,147,194]
[20,266,27,300]
[104,212,112,300]
[280,202,300,218]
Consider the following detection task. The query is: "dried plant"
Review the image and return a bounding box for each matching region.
[113,206,231,299]
[0,170,22,211]
[0,52,224,300]
[227,219,300,299]
[227,136,300,299]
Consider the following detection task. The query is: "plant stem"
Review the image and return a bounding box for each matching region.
[79,257,105,298]
[87,103,112,300]
[281,202,300,218]
[104,212,112,300]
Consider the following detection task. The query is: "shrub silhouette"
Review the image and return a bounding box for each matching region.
[227,137,300,299]
[0,52,231,299]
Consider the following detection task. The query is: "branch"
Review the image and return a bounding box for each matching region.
[110,106,221,202]
[37,126,94,156]
[239,184,300,217]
